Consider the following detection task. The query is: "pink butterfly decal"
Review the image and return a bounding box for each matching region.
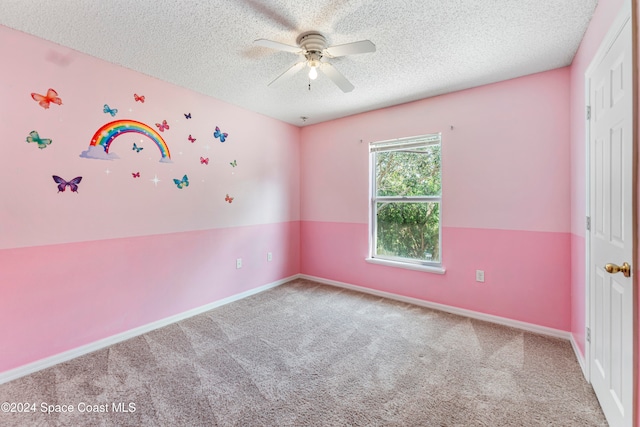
[155,120,169,132]
[225,194,234,203]
[134,93,145,103]
[52,175,82,193]
[132,172,141,178]
[31,88,62,109]
[200,157,209,165]
[188,134,196,143]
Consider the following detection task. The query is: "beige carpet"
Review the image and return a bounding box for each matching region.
[0,279,607,426]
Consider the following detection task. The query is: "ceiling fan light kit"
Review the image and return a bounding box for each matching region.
[255,31,376,93]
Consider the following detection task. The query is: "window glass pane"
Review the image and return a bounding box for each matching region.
[376,201,440,262]
[375,145,441,197]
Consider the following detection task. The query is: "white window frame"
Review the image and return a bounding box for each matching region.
[366,133,445,274]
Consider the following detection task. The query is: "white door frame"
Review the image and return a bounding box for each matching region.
[583,0,637,424]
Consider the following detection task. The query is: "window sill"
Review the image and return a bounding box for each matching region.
[365,257,446,274]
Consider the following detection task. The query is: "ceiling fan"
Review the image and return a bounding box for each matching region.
[254,31,376,93]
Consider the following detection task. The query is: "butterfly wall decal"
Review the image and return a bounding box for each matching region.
[156,120,169,132]
[26,130,52,149]
[200,157,209,165]
[188,135,196,143]
[132,143,143,152]
[184,113,191,119]
[103,104,118,116]
[225,194,234,203]
[52,175,82,193]
[134,93,145,103]
[173,175,189,189]
[31,88,62,109]
[132,172,140,178]
[214,126,228,142]
[230,160,237,167]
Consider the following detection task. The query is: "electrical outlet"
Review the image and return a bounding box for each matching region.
[236,258,242,269]
[267,252,273,262]
[476,270,485,283]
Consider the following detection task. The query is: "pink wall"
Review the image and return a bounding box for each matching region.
[301,69,570,232]
[0,26,300,248]
[0,26,301,373]
[300,68,572,330]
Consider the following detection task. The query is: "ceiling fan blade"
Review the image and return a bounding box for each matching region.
[254,38,301,54]
[320,63,355,93]
[268,61,306,86]
[325,40,376,57]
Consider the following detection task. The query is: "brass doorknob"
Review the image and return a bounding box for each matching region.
[605,262,631,278]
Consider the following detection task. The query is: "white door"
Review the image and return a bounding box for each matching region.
[588,8,634,427]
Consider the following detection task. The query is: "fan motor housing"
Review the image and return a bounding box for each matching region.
[296,31,327,52]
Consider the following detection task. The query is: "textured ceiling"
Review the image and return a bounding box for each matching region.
[0,0,597,126]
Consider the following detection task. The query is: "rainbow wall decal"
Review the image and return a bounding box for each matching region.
[80,119,172,162]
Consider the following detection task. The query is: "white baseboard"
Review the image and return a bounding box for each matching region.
[299,274,572,340]
[0,275,296,385]
[570,333,588,379]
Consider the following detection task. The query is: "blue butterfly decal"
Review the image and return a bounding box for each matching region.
[173,175,189,189]
[132,143,143,152]
[214,126,228,142]
[103,104,118,116]
[184,113,192,119]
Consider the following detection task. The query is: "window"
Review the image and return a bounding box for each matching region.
[369,133,442,271]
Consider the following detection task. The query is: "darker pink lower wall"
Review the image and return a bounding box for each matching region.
[570,233,586,356]
[0,221,300,373]
[301,221,571,330]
